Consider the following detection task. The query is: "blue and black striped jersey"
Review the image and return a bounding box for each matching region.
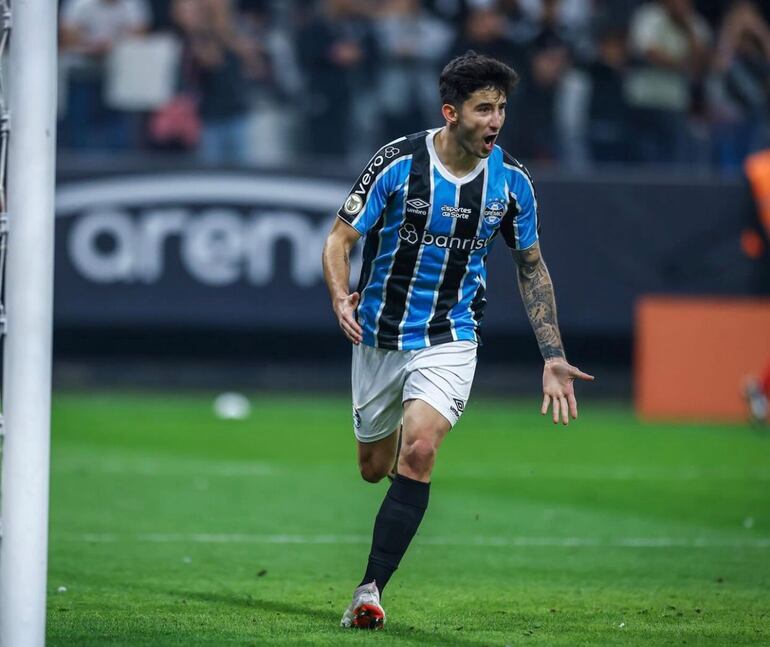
[337,129,539,351]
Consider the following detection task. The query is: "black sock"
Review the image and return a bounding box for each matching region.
[359,474,430,594]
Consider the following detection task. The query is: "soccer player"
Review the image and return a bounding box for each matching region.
[322,51,594,630]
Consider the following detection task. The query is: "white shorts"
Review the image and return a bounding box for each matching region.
[351,340,478,443]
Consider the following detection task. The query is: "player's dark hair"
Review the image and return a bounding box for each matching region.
[439,51,519,107]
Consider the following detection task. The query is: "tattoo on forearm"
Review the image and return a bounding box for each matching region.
[517,258,565,360]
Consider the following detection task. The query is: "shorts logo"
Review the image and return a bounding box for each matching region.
[453,398,465,413]
[343,194,364,216]
[353,407,362,430]
[483,199,506,225]
[383,146,399,159]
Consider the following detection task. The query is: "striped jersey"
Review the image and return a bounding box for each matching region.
[337,129,539,351]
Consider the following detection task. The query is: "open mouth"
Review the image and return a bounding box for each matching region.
[483,134,497,150]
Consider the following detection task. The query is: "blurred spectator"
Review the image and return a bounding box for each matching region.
[148,0,174,31]
[744,148,770,294]
[55,0,770,174]
[374,0,453,141]
[59,0,152,149]
[172,0,258,165]
[517,0,573,161]
[452,6,526,153]
[422,0,471,25]
[518,0,592,33]
[592,0,639,30]
[297,0,378,157]
[586,26,630,163]
[453,6,524,78]
[709,1,770,172]
[238,1,305,164]
[518,0,593,58]
[625,0,712,164]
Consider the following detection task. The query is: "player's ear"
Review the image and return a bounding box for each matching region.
[442,103,458,126]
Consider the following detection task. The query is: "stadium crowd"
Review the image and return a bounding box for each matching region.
[58,0,770,172]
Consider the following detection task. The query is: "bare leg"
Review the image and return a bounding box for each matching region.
[357,428,400,483]
[397,399,451,482]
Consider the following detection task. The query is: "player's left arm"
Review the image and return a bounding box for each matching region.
[511,242,594,425]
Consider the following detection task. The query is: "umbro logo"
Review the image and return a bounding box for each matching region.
[450,399,465,419]
[407,198,429,209]
[406,198,430,216]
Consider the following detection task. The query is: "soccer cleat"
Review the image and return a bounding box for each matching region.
[340,581,386,630]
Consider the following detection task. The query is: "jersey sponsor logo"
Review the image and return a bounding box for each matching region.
[398,222,420,244]
[441,205,472,220]
[398,223,490,251]
[406,197,430,216]
[483,199,506,225]
[352,146,401,199]
[343,193,364,216]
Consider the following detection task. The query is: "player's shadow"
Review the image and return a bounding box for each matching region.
[176,589,485,646]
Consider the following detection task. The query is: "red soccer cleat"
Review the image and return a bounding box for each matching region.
[340,581,386,630]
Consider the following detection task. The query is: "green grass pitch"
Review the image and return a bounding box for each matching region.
[47,393,769,646]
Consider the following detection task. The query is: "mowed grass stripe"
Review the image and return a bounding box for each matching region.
[52,452,770,481]
[56,532,770,549]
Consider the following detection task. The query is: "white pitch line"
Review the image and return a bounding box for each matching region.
[59,533,770,549]
[53,458,275,477]
[446,465,770,482]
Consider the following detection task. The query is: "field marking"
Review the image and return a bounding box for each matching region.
[445,465,770,482]
[52,457,770,482]
[60,533,770,549]
[54,456,275,477]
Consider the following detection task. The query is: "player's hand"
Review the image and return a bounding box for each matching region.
[541,358,594,425]
[334,292,363,345]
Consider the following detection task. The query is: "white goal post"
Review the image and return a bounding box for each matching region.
[0,1,58,646]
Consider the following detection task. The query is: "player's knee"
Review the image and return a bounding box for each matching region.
[400,437,436,476]
[359,459,389,483]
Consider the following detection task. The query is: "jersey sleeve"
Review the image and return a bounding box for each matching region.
[337,139,411,236]
[500,159,540,250]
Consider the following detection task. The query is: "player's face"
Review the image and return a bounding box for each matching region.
[456,87,506,158]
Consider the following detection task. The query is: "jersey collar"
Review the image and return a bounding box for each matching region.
[426,128,488,185]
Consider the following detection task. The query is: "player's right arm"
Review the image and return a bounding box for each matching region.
[322,138,411,345]
[322,219,363,345]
